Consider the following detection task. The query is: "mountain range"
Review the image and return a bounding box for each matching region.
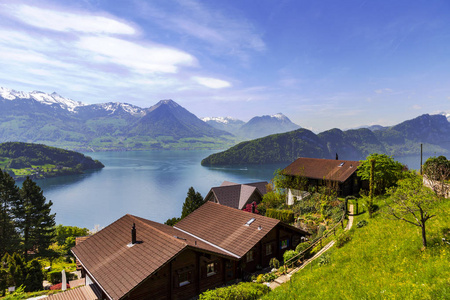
[0,87,235,151]
[0,87,300,151]
[202,113,300,140]
[201,114,450,166]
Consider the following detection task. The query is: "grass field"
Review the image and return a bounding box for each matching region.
[264,197,450,299]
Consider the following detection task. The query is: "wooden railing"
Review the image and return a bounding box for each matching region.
[284,209,347,272]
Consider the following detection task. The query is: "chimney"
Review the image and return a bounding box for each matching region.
[336,153,339,160]
[251,202,255,214]
[131,223,136,245]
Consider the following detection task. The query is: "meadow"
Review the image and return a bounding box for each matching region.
[264,197,450,299]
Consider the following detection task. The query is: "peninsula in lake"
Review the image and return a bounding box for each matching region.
[0,142,104,180]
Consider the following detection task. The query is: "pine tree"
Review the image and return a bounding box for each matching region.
[0,170,20,257]
[13,177,55,261]
[181,187,204,219]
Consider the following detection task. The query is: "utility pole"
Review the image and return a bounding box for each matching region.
[420,143,423,175]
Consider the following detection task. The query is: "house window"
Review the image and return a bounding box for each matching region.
[207,262,216,277]
[178,271,191,287]
[280,239,289,249]
[246,250,254,262]
[265,243,273,256]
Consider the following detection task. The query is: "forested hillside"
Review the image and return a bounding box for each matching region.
[0,142,104,180]
[202,114,450,166]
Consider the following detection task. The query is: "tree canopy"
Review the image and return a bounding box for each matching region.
[385,173,438,248]
[357,153,405,194]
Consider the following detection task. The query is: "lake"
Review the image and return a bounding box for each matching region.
[34,150,430,230]
[36,150,286,230]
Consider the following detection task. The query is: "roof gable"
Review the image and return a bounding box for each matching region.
[283,157,360,183]
[209,181,268,209]
[72,214,234,300]
[175,202,280,257]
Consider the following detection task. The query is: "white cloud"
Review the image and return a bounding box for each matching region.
[412,104,421,110]
[6,4,136,35]
[77,36,196,74]
[192,76,231,89]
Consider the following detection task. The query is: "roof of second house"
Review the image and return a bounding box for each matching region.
[206,181,269,209]
[283,157,360,183]
[175,202,308,258]
[72,214,236,300]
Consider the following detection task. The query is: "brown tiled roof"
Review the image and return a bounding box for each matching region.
[282,157,360,183]
[72,214,235,300]
[175,202,280,258]
[47,284,102,300]
[207,181,268,209]
[245,182,269,195]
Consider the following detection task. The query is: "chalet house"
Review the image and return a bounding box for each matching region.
[204,181,269,210]
[71,202,309,300]
[283,157,365,204]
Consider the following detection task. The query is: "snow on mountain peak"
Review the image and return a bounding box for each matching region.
[202,116,238,124]
[439,111,450,122]
[272,113,287,120]
[0,87,85,112]
[0,87,31,100]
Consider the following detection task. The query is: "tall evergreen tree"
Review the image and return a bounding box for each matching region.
[13,177,55,261]
[0,170,20,257]
[181,187,204,219]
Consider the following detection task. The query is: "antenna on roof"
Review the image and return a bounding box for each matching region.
[336,153,338,160]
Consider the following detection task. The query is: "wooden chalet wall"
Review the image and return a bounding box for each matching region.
[240,224,306,275]
[127,249,235,300]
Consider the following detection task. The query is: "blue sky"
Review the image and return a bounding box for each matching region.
[0,0,449,132]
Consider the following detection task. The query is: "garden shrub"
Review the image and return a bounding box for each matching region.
[48,270,75,284]
[269,257,280,269]
[317,224,326,237]
[199,282,270,300]
[283,250,297,264]
[265,209,295,223]
[318,253,331,266]
[295,242,310,253]
[336,232,352,248]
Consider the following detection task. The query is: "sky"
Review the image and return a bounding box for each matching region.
[0,0,449,132]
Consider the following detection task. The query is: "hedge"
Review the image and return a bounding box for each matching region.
[265,209,295,223]
[199,282,270,300]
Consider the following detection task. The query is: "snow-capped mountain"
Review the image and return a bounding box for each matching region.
[0,87,85,112]
[440,111,450,122]
[202,113,301,140]
[202,116,242,124]
[237,113,301,140]
[202,116,245,135]
[0,87,232,151]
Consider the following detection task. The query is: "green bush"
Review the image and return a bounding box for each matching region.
[283,250,297,264]
[295,242,310,253]
[266,209,295,223]
[48,270,75,284]
[269,257,280,269]
[199,282,270,300]
[336,232,352,248]
[317,224,326,237]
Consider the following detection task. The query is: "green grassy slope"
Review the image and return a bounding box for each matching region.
[264,198,450,299]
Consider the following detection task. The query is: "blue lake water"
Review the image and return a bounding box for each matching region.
[35,150,285,230]
[34,150,434,230]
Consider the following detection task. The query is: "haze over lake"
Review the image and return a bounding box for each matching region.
[34,150,426,230]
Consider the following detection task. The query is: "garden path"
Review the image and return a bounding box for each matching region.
[269,204,354,289]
